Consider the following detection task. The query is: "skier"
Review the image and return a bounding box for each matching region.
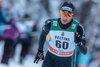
[16,14,37,64]
[34,2,87,67]
[1,18,19,65]
[0,0,7,40]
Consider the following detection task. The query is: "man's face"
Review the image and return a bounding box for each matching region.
[60,10,73,24]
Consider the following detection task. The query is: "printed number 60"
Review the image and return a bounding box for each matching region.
[56,40,68,49]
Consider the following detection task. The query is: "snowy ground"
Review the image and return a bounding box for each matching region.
[0,41,42,67]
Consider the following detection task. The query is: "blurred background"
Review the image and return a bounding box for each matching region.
[0,0,100,67]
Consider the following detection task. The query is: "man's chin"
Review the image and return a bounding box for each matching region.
[62,21,68,24]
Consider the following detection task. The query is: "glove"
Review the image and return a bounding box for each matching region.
[75,32,82,46]
[34,49,44,64]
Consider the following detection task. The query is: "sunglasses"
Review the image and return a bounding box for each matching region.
[60,10,73,17]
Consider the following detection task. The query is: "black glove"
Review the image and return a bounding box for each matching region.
[75,32,82,46]
[34,49,44,64]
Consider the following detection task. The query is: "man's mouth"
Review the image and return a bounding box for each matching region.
[63,20,67,22]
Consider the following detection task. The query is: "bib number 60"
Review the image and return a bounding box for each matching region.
[56,40,68,49]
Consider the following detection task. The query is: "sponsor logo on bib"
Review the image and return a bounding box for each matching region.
[53,21,57,26]
[72,24,76,29]
[61,32,64,36]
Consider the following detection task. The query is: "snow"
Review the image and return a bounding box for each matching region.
[0,41,42,67]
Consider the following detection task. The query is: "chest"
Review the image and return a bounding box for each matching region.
[49,30,75,42]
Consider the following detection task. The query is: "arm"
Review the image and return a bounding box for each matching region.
[38,19,51,51]
[0,7,7,24]
[75,24,87,54]
[34,19,51,63]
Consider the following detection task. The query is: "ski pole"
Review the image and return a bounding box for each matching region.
[74,45,77,67]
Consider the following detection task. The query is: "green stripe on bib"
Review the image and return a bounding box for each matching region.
[50,18,79,32]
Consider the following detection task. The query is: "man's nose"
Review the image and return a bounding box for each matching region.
[63,16,68,19]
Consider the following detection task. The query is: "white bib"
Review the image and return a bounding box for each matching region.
[48,30,75,57]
